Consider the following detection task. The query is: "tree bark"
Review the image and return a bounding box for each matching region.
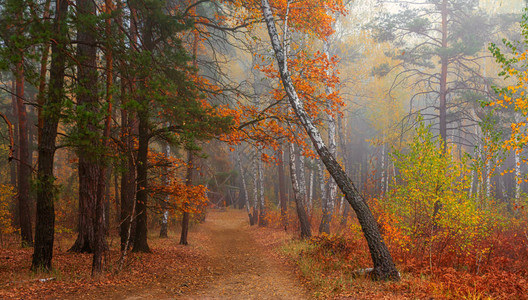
[515,111,522,204]
[159,143,170,238]
[251,151,259,225]
[319,38,337,235]
[132,108,151,253]
[10,80,18,191]
[92,0,115,275]
[70,0,99,254]
[277,145,287,230]
[15,58,33,247]
[260,0,400,280]
[289,142,311,238]
[236,147,252,223]
[257,151,266,226]
[439,0,448,151]
[32,0,68,271]
[119,0,137,251]
[308,162,314,214]
[37,0,51,147]
[132,1,156,253]
[180,151,193,245]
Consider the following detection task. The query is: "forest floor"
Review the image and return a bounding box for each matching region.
[0,209,310,299]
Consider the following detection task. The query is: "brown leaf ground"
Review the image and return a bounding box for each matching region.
[0,209,309,299]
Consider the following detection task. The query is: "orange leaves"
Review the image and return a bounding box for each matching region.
[148,150,209,214]
[213,0,346,164]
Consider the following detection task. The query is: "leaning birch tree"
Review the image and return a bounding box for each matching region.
[259,0,400,280]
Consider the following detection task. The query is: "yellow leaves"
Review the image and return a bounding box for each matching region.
[0,184,15,235]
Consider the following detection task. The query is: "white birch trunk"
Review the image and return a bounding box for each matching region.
[260,0,399,280]
[486,151,492,199]
[288,140,311,237]
[258,149,265,224]
[515,112,522,204]
[161,143,170,231]
[319,161,326,209]
[298,149,308,206]
[380,142,386,196]
[236,147,251,217]
[308,165,314,213]
[323,38,337,220]
[253,151,259,214]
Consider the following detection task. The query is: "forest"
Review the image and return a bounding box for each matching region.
[0,0,528,299]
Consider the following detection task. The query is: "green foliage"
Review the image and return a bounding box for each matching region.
[0,0,53,82]
[383,119,493,257]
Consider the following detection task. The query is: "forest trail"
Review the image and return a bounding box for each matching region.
[184,210,308,300]
[0,209,309,299]
[123,209,309,300]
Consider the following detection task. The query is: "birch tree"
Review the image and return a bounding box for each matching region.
[260,0,400,280]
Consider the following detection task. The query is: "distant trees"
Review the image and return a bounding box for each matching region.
[0,0,35,247]
[372,0,499,146]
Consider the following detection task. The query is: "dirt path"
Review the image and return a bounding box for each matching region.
[0,209,308,299]
[186,210,309,299]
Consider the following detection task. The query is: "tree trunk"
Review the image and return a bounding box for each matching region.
[319,38,337,234]
[70,0,99,254]
[288,142,311,238]
[338,116,350,225]
[132,2,155,253]
[119,1,136,251]
[15,58,33,247]
[92,0,115,275]
[11,79,18,192]
[236,147,252,223]
[439,0,448,151]
[515,111,522,204]
[260,0,400,280]
[180,151,193,246]
[9,82,17,189]
[180,17,200,244]
[308,162,314,214]
[277,145,287,230]
[160,143,170,238]
[37,0,51,147]
[251,151,259,225]
[257,151,266,226]
[32,0,68,271]
[380,142,386,196]
[132,108,151,253]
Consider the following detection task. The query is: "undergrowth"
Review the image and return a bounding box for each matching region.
[280,232,527,299]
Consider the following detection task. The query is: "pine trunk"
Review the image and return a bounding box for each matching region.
[32,0,68,271]
[119,2,136,251]
[132,3,155,253]
[132,108,151,253]
[180,151,193,246]
[15,58,33,247]
[70,0,99,254]
[92,0,115,274]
